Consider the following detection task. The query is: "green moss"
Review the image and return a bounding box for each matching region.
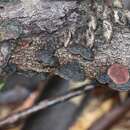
[0,0,20,4]
[0,80,5,91]
[0,0,17,2]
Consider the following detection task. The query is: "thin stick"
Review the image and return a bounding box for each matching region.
[0,84,94,128]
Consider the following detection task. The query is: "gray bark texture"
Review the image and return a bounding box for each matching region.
[0,0,130,82]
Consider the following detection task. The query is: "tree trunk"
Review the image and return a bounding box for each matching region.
[0,0,130,83]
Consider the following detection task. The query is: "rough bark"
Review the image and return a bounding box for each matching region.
[0,0,130,83]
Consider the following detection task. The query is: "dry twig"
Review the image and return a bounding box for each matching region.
[0,84,94,128]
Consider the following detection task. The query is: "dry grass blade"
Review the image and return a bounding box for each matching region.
[88,97,130,130]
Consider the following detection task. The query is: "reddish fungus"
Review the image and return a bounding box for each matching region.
[107,64,129,85]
